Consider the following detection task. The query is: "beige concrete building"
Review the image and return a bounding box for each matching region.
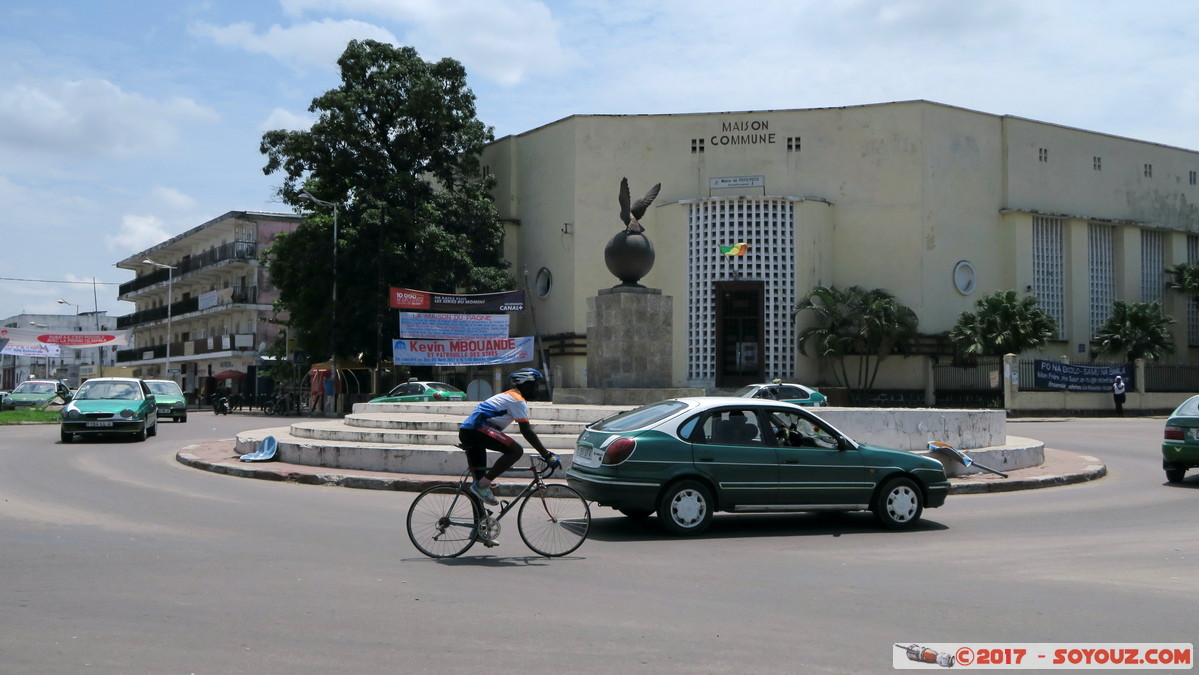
[484,100,1199,392]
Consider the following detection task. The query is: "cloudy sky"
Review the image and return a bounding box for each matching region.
[3,0,1198,321]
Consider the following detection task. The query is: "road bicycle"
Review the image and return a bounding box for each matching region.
[406,455,590,558]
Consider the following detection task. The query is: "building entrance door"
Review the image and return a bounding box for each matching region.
[714,281,764,388]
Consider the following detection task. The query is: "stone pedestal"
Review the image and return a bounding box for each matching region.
[587,286,672,388]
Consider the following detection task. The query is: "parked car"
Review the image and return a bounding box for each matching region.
[9,379,72,409]
[732,382,827,407]
[145,379,187,423]
[368,380,467,403]
[0,390,12,411]
[566,397,949,535]
[1162,395,1199,482]
[60,377,158,443]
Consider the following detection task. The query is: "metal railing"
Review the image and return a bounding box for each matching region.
[119,241,257,296]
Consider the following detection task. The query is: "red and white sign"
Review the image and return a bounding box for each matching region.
[0,327,131,349]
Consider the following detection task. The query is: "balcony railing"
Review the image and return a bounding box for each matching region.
[115,334,258,363]
[119,241,258,296]
[117,287,260,329]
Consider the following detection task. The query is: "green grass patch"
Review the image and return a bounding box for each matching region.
[0,409,61,424]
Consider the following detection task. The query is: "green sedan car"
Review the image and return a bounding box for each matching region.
[566,397,950,535]
[369,380,467,403]
[60,377,158,443]
[9,379,72,409]
[145,379,188,422]
[1162,395,1199,483]
[732,382,827,407]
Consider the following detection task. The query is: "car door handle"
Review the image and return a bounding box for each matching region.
[697,456,714,462]
[783,459,799,464]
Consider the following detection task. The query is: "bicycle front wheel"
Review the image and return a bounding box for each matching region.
[407,485,479,558]
[518,484,590,557]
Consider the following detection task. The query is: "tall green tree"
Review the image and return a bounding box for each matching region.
[793,285,918,397]
[948,290,1057,360]
[1167,260,1199,299]
[1091,300,1175,363]
[260,40,509,367]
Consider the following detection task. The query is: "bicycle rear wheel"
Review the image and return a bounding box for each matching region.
[517,484,590,557]
[407,485,479,558]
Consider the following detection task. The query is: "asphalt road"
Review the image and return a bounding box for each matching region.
[0,413,1195,674]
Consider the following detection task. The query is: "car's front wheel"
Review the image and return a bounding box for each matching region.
[133,424,147,442]
[657,480,714,536]
[60,429,72,444]
[874,476,924,529]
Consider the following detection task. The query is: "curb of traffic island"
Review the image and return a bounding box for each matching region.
[947,451,1107,495]
[175,441,549,496]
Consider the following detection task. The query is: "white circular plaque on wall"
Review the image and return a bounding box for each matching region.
[953,260,977,295]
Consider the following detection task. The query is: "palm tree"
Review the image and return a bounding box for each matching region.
[1092,300,1175,363]
[948,290,1057,360]
[1167,260,1199,299]
[793,285,918,397]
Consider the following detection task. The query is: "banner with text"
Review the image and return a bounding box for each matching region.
[1,342,62,357]
[0,326,131,349]
[389,287,525,312]
[1033,360,1131,392]
[399,312,510,340]
[392,337,534,366]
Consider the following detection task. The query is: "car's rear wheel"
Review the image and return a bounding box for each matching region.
[1165,466,1187,483]
[874,476,924,529]
[658,480,713,536]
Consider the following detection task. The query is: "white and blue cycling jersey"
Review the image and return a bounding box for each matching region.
[460,388,529,432]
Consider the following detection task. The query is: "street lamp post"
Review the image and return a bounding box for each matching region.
[142,259,177,383]
[299,191,342,414]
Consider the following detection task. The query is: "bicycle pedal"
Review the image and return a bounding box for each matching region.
[481,538,500,548]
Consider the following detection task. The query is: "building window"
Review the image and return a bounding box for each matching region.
[1144,163,1153,178]
[691,138,705,154]
[1089,223,1115,339]
[1190,170,1197,185]
[1141,229,1164,303]
[787,136,801,152]
[687,198,795,383]
[1093,156,1102,171]
[1032,216,1065,339]
[1039,148,1049,163]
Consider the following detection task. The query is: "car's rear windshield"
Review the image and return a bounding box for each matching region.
[1173,396,1199,417]
[427,382,463,392]
[147,382,182,395]
[13,382,55,394]
[591,400,690,432]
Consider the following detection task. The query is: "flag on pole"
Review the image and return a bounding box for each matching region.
[719,242,749,256]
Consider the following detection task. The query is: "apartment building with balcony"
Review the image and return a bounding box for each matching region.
[114,210,302,399]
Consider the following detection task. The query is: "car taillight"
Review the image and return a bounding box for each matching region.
[603,438,637,465]
[434,392,444,400]
[1165,425,1185,441]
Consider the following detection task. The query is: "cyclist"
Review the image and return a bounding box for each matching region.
[459,368,560,506]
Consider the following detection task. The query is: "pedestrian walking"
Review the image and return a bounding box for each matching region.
[1112,375,1126,416]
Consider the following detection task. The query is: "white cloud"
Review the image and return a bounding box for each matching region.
[190,18,398,72]
[261,107,313,131]
[204,1,565,85]
[152,187,197,211]
[105,214,173,255]
[0,78,218,158]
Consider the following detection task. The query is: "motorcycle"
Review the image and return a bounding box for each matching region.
[214,395,230,415]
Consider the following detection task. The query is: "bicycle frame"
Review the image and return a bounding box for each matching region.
[455,457,555,523]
